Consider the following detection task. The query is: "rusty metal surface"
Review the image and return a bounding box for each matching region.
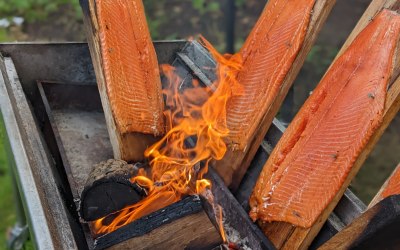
[38,82,113,199]
[0,57,80,249]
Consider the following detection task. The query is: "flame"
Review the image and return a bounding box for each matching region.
[93,37,242,235]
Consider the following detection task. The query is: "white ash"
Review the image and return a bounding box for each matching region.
[223,221,252,250]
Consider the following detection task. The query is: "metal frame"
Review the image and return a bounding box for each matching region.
[0,60,55,249]
[0,41,191,249]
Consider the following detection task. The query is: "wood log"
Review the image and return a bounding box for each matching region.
[80,159,147,221]
[319,195,400,250]
[259,1,400,249]
[94,195,222,250]
[79,0,164,163]
[369,163,400,208]
[205,169,275,250]
[215,0,336,190]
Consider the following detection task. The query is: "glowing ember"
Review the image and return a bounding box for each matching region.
[93,37,242,235]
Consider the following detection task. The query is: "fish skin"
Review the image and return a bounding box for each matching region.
[381,164,400,200]
[96,0,164,136]
[249,10,400,228]
[226,0,316,149]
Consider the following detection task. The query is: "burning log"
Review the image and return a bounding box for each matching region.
[320,162,400,248]
[93,196,222,250]
[253,2,400,249]
[212,0,336,189]
[80,159,146,221]
[80,0,164,162]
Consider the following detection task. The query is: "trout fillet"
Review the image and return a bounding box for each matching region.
[381,164,400,200]
[96,0,164,136]
[250,10,400,228]
[226,0,316,149]
[372,163,400,206]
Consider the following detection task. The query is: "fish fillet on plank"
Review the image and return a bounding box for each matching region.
[381,164,400,199]
[96,0,164,136]
[371,163,400,206]
[225,0,316,149]
[250,9,400,228]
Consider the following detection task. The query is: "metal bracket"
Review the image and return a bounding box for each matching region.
[7,224,29,250]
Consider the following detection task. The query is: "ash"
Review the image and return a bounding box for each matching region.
[224,221,252,250]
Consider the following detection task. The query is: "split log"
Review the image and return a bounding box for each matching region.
[369,163,400,208]
[80,159,146,222]
[319,195,400,250]
[94,195,222,250]
[258,1,400,249]
[205,169,275,250]
[80,0,164,162]
[215,0,336,189]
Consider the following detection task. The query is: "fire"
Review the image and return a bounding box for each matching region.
[93,37,242,235]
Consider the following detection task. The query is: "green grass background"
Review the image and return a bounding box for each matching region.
[0,116,16,249]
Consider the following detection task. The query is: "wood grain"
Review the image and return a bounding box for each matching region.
[80,0,162,162]
[215,0,337,190]
[105,211,221,250]
[261,1,400,249]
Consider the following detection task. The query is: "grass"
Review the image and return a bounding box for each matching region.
[0,115,16,249]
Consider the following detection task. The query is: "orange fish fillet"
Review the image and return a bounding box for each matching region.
[249,9,400,228]
[96,0,164,136]
[376,164,400,203]
[226,0,316,149]
[381,164,400,199]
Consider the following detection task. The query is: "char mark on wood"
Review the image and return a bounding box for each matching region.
[80,159,147,222]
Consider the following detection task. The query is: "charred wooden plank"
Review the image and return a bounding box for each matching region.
[205,169,275,250]
[94,195,222,250]
[319,195,400,250]
[80,159,147,222]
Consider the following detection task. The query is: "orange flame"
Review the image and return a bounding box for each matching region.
[93,37,242,235]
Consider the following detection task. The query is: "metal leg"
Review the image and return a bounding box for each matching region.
[7,171,29,250]
[225,0,236,53]
[1,112,29,250]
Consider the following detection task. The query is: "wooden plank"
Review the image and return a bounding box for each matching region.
[80,159,145,221]
[260,2,400,249]
[94,196,222,250]
[106,211,221,250]
[79,0,163,162]
[319,195,400,250]
[205,169,275,250]
[369,163,400,208]
[216,0,337,190]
